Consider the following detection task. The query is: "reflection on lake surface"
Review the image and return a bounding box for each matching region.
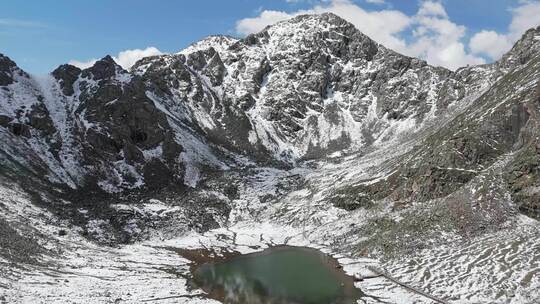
[192,246,363,304]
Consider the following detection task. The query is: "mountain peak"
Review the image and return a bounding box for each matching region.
[0,53,17,68]
[263,12,355,33]
[0,53,22,86]
[52,64,82,95]
[295,12,348,24]
[81,55,125,80]
[179,35,238,55]
[251,12,373,51]
[238,12,379,64]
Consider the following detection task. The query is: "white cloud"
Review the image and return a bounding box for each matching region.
[406,1,485,69]
[417,1,447,18]
[236,10,293,36]
[509,1,540,37]
[114,47,163,70]
[469,1,540,60]
[365,0,386,4]
[469,30,512,60]
[69,47,163,70]
[68,59,98,69]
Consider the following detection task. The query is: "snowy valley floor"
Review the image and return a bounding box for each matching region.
[1,176,539,304]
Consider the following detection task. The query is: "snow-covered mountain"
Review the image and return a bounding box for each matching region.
[0,13,520,192]
[1,13,540,303]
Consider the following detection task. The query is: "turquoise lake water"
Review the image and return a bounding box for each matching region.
[193,246,362,304]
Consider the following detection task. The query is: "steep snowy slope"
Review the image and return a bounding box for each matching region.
[0,54,227,194]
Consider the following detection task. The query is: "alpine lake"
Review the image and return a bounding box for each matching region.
[178,245,365,304]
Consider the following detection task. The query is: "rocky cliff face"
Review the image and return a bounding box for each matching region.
[136,14,468,162]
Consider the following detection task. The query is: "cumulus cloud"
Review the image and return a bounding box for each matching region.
[235,0,540,70]
[508,1,540,36]
[69,47,163,70]
[68,59,98,69]
[469,1,540,60]
[417,1,447,18]
[407,1,485,69]
[365,0,386,4]
[469,30,513,60]
[114,47,163,69]
[236,10,293,35]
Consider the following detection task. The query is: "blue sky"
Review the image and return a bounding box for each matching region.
[1,0,539,73]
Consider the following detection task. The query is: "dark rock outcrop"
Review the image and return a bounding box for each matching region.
[0,54,22,86]
[81,55,123,80]
[52,64,81,96]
